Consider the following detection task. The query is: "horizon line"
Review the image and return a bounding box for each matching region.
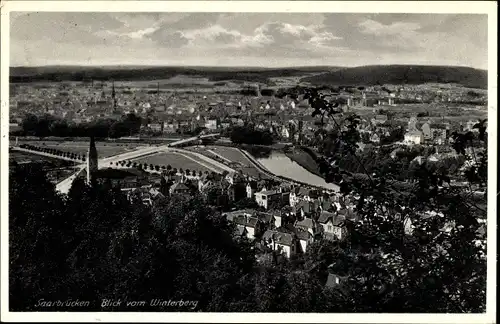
[9,63,487,71]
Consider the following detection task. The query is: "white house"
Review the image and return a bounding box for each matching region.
[205,119,218,131]
[404,130,424,145]
[281,127,290,139]
[255,189,282,210]
[246,181,258,199]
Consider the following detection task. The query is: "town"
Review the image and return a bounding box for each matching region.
[9,69,488,270]
[6,10,491,316]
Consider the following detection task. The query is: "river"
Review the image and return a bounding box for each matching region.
[257,151,340,191]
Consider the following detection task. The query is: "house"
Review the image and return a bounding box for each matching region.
[169,182,191,195]
[254,189,282,210]
[126,186,165,206]
[294,216,319,237]
[325,272,349,288]
[281,126,290,139]
[465,119,480,132]
[225,210,262,240]
[432,128,447,145]
[163,120,179,134]
[421,122,432,140]
[295,228,314,253]
[262,230,298,258]
[233,225,249,240]
[289,187,320,207]
[205,119,218,131]
[221,181,236,202]
[318,211,348,241]
[148,123,162,133]
[292,200,316,219]
[404,130,424,145]
[246,181,258,199]
[371,114,388,125]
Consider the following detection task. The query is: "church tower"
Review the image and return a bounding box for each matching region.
[111,81,117,112]
[87,136,98,184]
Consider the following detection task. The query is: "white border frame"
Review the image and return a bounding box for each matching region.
[1,2,497,323]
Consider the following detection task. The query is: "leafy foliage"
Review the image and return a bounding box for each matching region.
[287,86,488,312]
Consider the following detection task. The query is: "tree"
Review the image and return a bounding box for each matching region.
[294,86,487,312]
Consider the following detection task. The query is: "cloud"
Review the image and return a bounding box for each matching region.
[9,12,488,69]
[358,19,421,36]
[183,25,242,46]
[147,29,190,47]
[255,22,342,47]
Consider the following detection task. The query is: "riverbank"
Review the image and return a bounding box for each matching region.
[284,146,324,178]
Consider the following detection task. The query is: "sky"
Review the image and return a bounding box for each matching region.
[9,12,488,69]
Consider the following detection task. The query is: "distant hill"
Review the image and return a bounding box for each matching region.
[301,65,487,89]
[9,66,343,84]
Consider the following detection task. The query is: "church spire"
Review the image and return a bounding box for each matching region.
[112,81,117,110]
[87,135,98,185]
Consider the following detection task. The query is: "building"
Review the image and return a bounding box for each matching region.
[169,182,191,195]
[372,114,388,125]
[224,209,262,241]
[148,123,162,133]
[205,119,218,131]
[163,120,179,134]
[404,130,424,145]
[432,128,447,144]
[255,189,282,210]
[262,230,298,258]
[281,126,290,139]
[295,217,319,237]
[318,211,347,241]
[246,181,258,199]
[421,122,432,140]
[87,136,98,184]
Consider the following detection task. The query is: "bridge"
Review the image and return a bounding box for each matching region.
[167,133,220,147]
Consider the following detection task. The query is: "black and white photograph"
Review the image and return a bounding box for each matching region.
[0,1,497,322]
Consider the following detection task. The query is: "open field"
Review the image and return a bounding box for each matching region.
[205,146,254,166]
[130,152,222,174]
[351,103,488,120]
[13,141,140,158]
[187,145,271,179]
[9,150,79,168]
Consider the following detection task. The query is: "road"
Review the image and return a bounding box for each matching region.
[55,134,220,194]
